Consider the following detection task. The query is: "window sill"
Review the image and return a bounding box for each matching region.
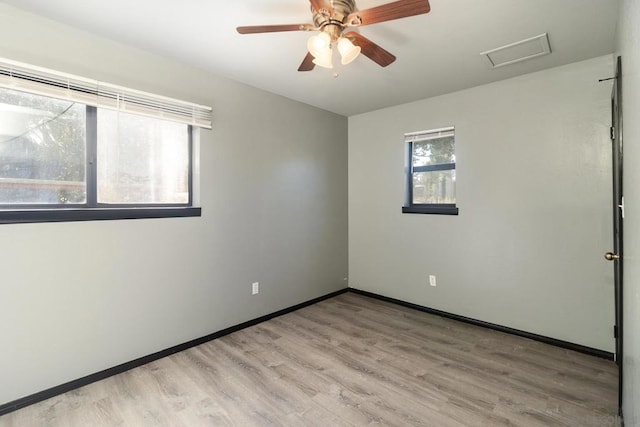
[0,207,201,224]
[402,206,459,216]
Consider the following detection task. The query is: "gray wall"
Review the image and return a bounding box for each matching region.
[0,4,348,405]
[617,0,640,423]
[349,55,614,352]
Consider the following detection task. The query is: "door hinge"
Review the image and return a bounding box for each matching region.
[610,126,616,140]
[614,325,618,338]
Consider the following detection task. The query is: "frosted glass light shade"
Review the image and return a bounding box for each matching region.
[338,37,361,65]
[307,32,332,58]
[312,49,334,69]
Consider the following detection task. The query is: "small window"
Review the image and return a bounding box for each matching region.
[402,127,458,215]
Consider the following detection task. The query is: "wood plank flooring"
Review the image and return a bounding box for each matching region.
[0,293,619,426]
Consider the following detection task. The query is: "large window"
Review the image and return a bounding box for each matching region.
[402,127,458,215]
[0,57,211,223]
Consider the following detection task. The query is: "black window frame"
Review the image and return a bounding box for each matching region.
[402,129,459,216]
[0,104,201,224]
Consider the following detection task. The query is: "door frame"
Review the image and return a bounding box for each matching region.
[610,55,623,415]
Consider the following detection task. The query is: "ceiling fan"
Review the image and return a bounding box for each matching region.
[237,0,431,71]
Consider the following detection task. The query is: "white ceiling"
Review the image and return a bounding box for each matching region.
[1,0,619,116]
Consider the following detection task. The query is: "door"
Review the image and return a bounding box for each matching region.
[606,55,623,414]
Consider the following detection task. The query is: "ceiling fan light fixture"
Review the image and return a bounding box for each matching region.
[337,37,361,65]
[312,48,334,69]
[307,32,332,58]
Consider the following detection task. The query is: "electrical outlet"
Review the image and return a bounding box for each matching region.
[252,282,259,295]
[429,275,437,287]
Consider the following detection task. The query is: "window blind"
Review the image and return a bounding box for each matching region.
[0,57,212,129]
[404,126,454,143]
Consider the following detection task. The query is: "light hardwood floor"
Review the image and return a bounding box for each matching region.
[0,293,619,426]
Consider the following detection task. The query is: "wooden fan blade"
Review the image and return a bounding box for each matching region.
[344,32,396,67]
[298,52,316,72]
[310,0,333,15]
[346,0,430,27]
[237,24,311,34]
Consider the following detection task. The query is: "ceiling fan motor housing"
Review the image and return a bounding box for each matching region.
[312,0,357,40]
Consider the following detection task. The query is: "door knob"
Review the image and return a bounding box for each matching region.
[604,252,620,261]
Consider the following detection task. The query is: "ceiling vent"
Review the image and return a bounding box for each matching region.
[481,33,551,68]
